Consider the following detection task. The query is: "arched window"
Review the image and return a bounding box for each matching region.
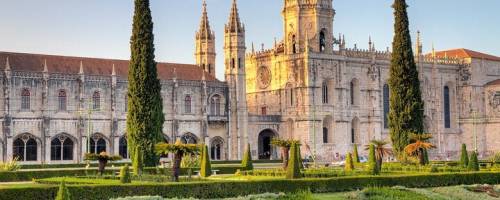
[90,134,106,154]
[93,91,101,111]
[288,87,294,106]
[184,95,192,114]
[292,35,297,54]
[181,133,198,144]
[210,95,221,116]
[444,86,451,128]
[13,134,37,161]
[21,88,30,110]
[319,30,326,52]
[119,136,129,159]
[383,84,390,129]
[231,58,235,69]
[350,79,359,106]
[322,82,329,104]
[322,127,328,143]
[351,118,359,144]
[208,64,212,73]
[58,89,67,111]
[210,137,224,160]
[50,135,73,161]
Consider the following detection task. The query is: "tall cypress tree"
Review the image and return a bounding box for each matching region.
[388,0,424,160]
[127,0,164,173]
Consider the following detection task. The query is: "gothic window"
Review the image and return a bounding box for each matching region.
[319,30,326,52]
[231,58,235,69]
[261,107,267,115]
[292,35,297,54]
[383,84,390,129]
[210,137,224,160]
[202,64,206,71]
[208,64,212,73]
[93,91,100,111]
[288,87,294,106]
[58,89,67,111]
[322,82,329,104]
[181,133,198,144]
[351,118,359,144]
[444,86,451,128]
[119,136,129,159]
[322,127,328,143]
[50,135,73,161]
[238,58,242,69]
[13,134,37,161]
[210,95,221,116]
[90,134,106,154]
[350,79,359,106]
[21,88,30,110]
[185,95,192,114]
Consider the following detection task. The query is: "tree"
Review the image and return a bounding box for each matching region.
[365,140,392,172]
[286,143,301,179]
[55,180,71,200]
[353,145,360,163]
[200,144,212,178]
[468,151,479,171]
[345,153,354,172]
[367,144,379,175]
[388,0,425,161]
[404,133,435,165]
[241,143,254,171]
[83,152,122,176]
[127,0,165,174]
[155,139,200,182]
[120,164,131,184]
[271,138,297,169]
[459,144,469,168]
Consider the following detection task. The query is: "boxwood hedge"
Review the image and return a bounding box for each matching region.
[1,172,499,200]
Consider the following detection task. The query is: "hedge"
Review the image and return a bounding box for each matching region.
[1,172,500,200]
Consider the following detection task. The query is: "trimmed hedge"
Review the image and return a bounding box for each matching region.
[1,172,500,200]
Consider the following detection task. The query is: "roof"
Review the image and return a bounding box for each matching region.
[431,48,500,62]
[0,51,218,82]
[485,79,500,86]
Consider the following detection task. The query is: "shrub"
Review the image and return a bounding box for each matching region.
[241,143,253,171]
[120,165,131,184]
[468,151,479,172]
[55,180,71,200]
[286,143,300,179]
[353,145,360,163]
[489,152,500,164]
[345,153,354,172]
[200,145,212,178]
[0,157,20,172]
[430,165,439,173]
[367,144,378,175]
[459,144,469,168]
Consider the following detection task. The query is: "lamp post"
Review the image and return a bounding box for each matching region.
[471,110,478,152]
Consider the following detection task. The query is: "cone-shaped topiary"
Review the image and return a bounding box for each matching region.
[120,164,131,184]
[200,144,212,177]
[55,180,71,200]
[241,143,253,171]
[367,144,379,175]
[353,145,360,163]
[286,143,301,179]
[388,0,425,161]
[345,153,354,172]
[459,144,469,168]
[127,0,165,173]
[467,151,479,171]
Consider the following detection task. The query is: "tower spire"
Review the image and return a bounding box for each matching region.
[226,0,243,33]
[197,0,213,40]
[416,30,422,56]
[195,0,216,77]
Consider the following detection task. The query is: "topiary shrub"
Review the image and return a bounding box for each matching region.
[367,144,379,175]
[459,144,469,168]
[468,151,479,172]
[241,143,254,171]
[55,180,71,200]
[353,145,360,163]
[120,164,131,184]
[345,153,354,172]
[200,144,212,178]
[286,143,301,179]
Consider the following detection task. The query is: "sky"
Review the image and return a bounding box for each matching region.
[0,0,499,80]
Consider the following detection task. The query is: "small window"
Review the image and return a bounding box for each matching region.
[93,91,101,111]
[261,107,267,115]
[383,84,390,129]
[323,127,328,143]
[231,58,235,69]
[58,90,67,111]
[185,95,192,114]
[21,88,30,110]
[322,82,329,104]
[319,30,326,52]
[210,95,221,116]
[444,86,451,128]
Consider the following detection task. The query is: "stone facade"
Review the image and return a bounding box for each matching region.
[1,0,500,164]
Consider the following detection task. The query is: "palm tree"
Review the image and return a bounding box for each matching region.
[404,133,435,165]
[365,140,392,172]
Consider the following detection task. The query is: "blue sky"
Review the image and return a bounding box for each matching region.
[0,0,499,80]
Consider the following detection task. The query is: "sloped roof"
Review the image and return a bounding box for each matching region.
[0,51,218,81]
[431,48,500,62]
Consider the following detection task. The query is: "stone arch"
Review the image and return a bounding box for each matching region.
[180,133,198,144]
[323,115,333,144]
[50,133,76,161]
[89,133,109,154]
[258,129,279,160]
[210,136,224,160]
[351,117,360,144]
[208,93,225,116]
[350,78,360,106]
[12,133,40,162]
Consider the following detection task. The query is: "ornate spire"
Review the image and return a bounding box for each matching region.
[226,0,243,33]
[43,59,48,73]
[5,56,11,71]
[79,60,84,74]
[416,30,422,56]
[197,0,213,40]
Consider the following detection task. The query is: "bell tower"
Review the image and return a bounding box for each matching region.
[195,0,216,77]
[282,0,335,54]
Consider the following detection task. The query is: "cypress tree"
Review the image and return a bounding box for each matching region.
[127,0,165,172]
[467,151,479,171]
[388,0,424,160]
[459,144,469,168]
[55,180,71,200]
[368,144,379,175]
[241,143,253,171]
[286,143,301,179]
[345,153,354,172]
[120,164,131,184]
[200,144,212,177]
[353,145,360,163]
